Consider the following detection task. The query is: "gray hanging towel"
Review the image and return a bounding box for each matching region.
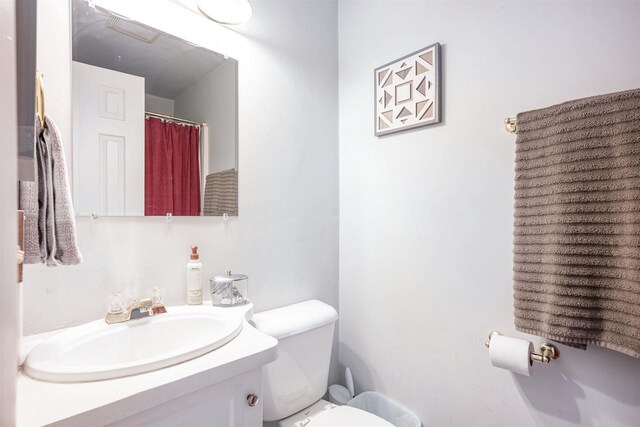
[203,169,238,216]
[20,116,82,266]
[513,88,640,357]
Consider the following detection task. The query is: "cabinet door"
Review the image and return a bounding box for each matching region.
[107,368,263,427]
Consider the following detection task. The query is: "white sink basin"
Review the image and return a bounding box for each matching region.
[24,305,243,383]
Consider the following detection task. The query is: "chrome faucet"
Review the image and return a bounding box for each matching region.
[105,289,167,324]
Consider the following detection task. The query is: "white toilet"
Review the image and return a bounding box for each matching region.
[252,300,394,427]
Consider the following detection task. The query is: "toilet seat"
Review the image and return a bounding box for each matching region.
[306,406,394,427]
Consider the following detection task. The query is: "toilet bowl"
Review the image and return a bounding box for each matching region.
[252,300,393,427]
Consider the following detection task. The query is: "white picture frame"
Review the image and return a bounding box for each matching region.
[374,42,441,136]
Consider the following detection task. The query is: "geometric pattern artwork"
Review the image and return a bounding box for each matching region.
[375,42,441,136]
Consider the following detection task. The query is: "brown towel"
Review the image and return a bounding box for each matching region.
[20,116,82,266]
[203,169,238,216]
[513,88,640,357]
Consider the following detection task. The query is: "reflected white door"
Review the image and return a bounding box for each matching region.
[73,61,144,216]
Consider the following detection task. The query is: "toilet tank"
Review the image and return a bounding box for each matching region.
[251,300,338,422]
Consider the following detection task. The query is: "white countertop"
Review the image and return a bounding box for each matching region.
[16,302,278,427]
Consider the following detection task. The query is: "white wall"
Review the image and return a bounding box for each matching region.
[175,60,238,174]
[339,1,640,426]
[145,93,175,116]
[24,0,339,381]
[0,1,19,424]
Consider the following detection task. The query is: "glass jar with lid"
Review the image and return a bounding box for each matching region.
[210,271,248,306]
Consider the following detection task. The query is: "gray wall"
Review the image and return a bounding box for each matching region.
[145,94,175,116]
[175,60,238,174]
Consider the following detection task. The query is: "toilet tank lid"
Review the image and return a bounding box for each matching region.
[252,300,338,340]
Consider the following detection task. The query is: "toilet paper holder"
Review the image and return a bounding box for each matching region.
[484,331,560,364]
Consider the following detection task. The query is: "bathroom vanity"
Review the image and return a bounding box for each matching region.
[16,303,277,426]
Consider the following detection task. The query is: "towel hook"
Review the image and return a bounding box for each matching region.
[35,71,45,129]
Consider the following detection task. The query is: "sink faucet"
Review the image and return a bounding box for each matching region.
[105,290,167,324]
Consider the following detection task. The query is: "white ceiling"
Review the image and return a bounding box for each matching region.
[72,0,228,100]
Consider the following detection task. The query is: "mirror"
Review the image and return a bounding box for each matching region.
[71,0,238,217]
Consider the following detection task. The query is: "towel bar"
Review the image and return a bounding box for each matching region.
[485,331,559,364]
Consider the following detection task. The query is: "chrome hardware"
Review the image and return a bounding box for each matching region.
[485,330,560,365]
[246,394,259,407]
[129,298,154,319]
[531,343,559,364]
[504,117,517,134]
[484,330,501,348]
[146,111,204,127]
[105,295,167,324]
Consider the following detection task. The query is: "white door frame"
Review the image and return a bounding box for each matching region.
[0,0,20,424]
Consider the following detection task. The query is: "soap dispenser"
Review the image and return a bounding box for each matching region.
[186,246,203,305]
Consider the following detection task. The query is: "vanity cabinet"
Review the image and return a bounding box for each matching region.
[107,368,263,427]
[17,303,278,427]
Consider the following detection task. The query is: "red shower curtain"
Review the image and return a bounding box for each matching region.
[145,117,201,216]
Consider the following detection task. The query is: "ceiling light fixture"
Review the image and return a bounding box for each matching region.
[196,0,253,25]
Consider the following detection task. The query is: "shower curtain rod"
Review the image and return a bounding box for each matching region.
[145,111,205,127]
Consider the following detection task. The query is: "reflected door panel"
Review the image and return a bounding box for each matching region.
[73,61,145,216]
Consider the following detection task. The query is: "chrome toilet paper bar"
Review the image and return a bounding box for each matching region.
[485,331,560,364]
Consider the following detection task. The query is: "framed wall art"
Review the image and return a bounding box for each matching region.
[374,42,441,136]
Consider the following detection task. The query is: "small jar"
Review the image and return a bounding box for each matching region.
[210,271,248,306]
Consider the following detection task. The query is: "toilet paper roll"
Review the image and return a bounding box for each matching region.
[489,335,534,376]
